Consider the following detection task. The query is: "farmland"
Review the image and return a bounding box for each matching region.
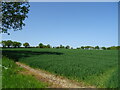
[2,48,118,88]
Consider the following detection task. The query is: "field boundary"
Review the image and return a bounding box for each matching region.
[16,62,95,88]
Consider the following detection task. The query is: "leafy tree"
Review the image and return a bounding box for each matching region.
[16,42,22,48]
[101,47,106,50]
[60,45,64,48]
[116,46,120,50]
[12,41,22,48]
[107,47,111,50]
[76,47,80,49]
[1,40,7,47]
[81,46,84,49]
[84,46,90,50]
[39,43,44,48]
[66,45,70,49]
[110,46,117,50]
[23,42,30,48]
[56,46,60,49]
[12,41,18,48]
[47,44,51,48]
[95,46,99,50]
[1,2,30,34]
[6,40,13,48]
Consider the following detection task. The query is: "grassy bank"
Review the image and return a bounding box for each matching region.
[2,56,47,88]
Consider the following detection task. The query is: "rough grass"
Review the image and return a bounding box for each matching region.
[2,48,119,88]
[2,56,48,88]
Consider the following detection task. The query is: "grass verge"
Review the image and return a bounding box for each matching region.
[2,56,48,88]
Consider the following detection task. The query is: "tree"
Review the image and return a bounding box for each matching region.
[95,46,99,50]
[60,45,64,48]
[66,45,70,49]
[1,2,30,34]
[12,41,22,48]
[6,40,13,48]
[107,47,111,50]
[110,46,117,50]
[84,46,90,50]
[23,42,30,48]
[101,47,106,50]
[39,43,44,48]
[77,47,80,49]
[46,44,51,48]
[1,40,7,47]
[81,46,84,49]
[12,41,18,48]
[116,46,120,50]
[16,42,22,48]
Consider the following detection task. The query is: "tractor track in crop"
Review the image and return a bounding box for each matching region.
[16,62,95,88]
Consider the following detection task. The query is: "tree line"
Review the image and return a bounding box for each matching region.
[1,40,120,50]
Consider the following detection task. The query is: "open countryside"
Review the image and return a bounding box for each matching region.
[1,2,119,89]
[2,40,119,88]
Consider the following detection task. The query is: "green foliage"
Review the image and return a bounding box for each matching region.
[5,40,13,48]
[2,56,47,88]
[95,46,100,50]
[101,47,106,50]
[2,48,118,88]
[23,42,30,48]
[1,41,7,47]
[1,2,30,33]
[46,44,51,48]
[39,43,44,48]
[1,40,21,48]
[60,45,65,48]
[12,41,22,48]
[66,45,70,49]
[81,46,85,49]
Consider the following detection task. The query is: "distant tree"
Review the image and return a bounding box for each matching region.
[81,46,85,49]
[1,2,30,34]
[23,42,30,48]
[110,46,117,50]
[1,40,7,47]
[56,46,60,49]
[66,45,70,49]
[47,44,51,48]
[95,46,99,50]
[17,42,22,48]
[12,41,18,48]
[84,46,91,50]
[39,43,44,48]
[116,46,120,50]
[89,46,94,50]
[12,41,21,48]
[36,46,39,48]
[76,47,80,49]
[107,47,111,50]
[6,40,13,48]
[60,45,64,48]
[101,47,106,50]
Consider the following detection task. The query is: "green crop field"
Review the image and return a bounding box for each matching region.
[2,48,118,88]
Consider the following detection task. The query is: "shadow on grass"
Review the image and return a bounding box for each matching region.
[2,50,63,62]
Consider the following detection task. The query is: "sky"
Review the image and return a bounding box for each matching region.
[2,2,118,48]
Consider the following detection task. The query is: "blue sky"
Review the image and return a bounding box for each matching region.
[2,2,118,48]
